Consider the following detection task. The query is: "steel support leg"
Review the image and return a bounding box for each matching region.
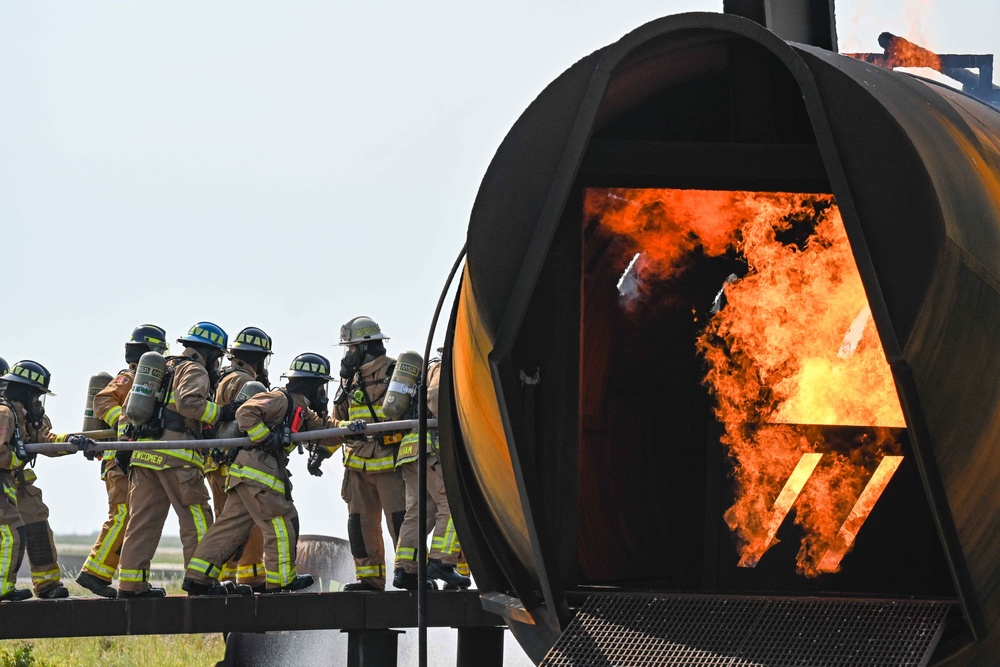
[457,626,504,667]
[345,628,403,667]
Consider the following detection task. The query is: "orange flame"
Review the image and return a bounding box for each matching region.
[885,36,942,70]
[586,188,906,576]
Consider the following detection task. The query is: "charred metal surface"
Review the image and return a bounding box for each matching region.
[442,9,1000,665]
[579,141,828,191]
[723,0,837,52]
[0,592,501,639]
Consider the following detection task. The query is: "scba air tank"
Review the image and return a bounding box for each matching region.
[83,372,114,431]
[124,351,167,426]
[217,381,269,439]
[382,351,423,420]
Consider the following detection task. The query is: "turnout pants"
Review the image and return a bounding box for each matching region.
[395,458,460,573]
[206,468,265,586]
[0,479,25,597]
[82,462,128,583]
[16,482,61,595]
[342,468,405,589]
[185,482,298,590]
[118,466,213,593]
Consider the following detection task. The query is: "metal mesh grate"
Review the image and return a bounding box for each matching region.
[541,594,951,667]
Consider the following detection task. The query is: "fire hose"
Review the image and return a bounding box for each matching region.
[22,418,437,455]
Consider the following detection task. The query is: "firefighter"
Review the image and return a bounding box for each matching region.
[76,324,168,599]
[0,356,30,602]
[0,361,95,599]
[116,322,239,598]
[182,352,332,595]
[392,354,470,590]
[308,316,406,591]
[208,326,272,589]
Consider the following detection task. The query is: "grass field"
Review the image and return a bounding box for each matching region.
[1,538,223,667]
[0,635,225,667]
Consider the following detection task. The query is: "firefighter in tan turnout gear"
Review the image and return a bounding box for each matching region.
[116,322,239,597]
[392,354,471,590]
[0,361,95,600]
[76,324,168,599]
[0,356,30,602]
[207,326,272,589]
[182,352,331,595]
[308,316,406,591]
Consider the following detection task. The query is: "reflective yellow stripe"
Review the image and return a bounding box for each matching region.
[247,423,271,443]
[236,564,263,578]
[31,568,61,584]
[83,558,115,580]
[366,455,396,472]
[103,405,122,428]
[229,464,285,494]
[396,547,417,562]
[200,401,220,425]
[456,562,470,576]
[4,485,16,503]
[443,517,458,554]
[219,564,238,581]
[271,516,293,586]
[119,568,147,583]
[92,503,127,572]
[54,434,68,443]
[349,403,385,421]
[129,446,206,472]
[189,558,219,579]
[356,564,385,578]
[190,505,209,543]
[0,525,13,595]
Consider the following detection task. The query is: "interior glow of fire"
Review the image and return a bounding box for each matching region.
[585,188,906,576]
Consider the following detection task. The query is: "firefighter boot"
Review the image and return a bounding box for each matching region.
[427,559,471,590]
[0,588,32,602]
[343,579,381,592]
[181,578,230,597]
[119,587,167,598]
[393,568,436,591]
[37,584,70,599]
[262,574,314,594]
[76,571,117,599]
[220,580,254,596]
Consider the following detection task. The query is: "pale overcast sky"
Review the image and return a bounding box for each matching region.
[1,0,996,554]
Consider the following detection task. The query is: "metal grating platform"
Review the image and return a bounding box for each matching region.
[541,594,952,667]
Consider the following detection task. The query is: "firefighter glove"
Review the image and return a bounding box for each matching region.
[211,447,238,465]
[338,419,367,433]
[307,446,330,477]
[69,435,97,452]
[218,399,245,423]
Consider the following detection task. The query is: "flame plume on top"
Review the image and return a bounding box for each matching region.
[586,188,906,576]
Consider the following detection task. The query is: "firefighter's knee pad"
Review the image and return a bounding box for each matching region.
[347,514,368,558]
[24,522,55,565]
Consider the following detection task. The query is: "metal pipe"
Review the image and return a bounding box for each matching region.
[23,419,437,455]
